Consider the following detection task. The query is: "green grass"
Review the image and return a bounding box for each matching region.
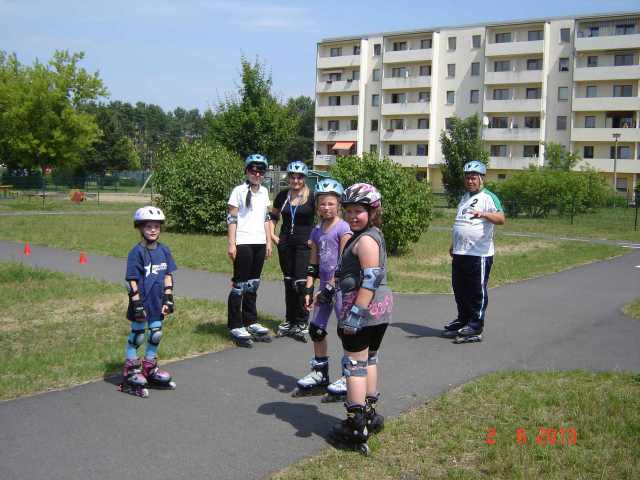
[623,299,640,320]
[0,197,146,212]
[0,210,625,293]
[0,262,278,400]
[273,370,640,480]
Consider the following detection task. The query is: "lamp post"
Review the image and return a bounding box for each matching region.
[612,132,621,197]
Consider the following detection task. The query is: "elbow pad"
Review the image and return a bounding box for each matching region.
[226,213,238,225]
[361,267,384,291]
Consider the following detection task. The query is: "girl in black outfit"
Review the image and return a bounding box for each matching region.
[270,161,315,342]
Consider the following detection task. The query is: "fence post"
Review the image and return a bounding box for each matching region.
[570,198,575,225]
[41,175,46,209]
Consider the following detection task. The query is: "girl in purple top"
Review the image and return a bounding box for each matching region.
[291,179,351,398]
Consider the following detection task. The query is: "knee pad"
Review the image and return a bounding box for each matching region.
[148,327,163,346]
[309,325,328,342]
[245,278,260,294]
[342,355,368,378]
[368,351,379,366]
[231,281,246,296]
[128,329,145,348]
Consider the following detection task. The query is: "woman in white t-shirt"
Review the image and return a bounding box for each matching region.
[226,154,273,348]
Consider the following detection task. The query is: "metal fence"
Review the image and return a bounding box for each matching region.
[1,170,153,192]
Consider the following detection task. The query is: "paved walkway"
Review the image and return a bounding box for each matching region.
[1,239,639,480]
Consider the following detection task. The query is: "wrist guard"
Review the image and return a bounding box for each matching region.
[316,284,335,304]
[343,304,369,335]
[163,293,174,314]
[131,299,145,320]
[306,264,319,278]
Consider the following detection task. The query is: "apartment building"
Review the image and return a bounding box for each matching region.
[313,11,640,198]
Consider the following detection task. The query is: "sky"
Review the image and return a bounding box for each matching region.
[2,0,639,113]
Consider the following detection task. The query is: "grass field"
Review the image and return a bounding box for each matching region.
[0,262,278,400]
[623,299,640,320]
[273,370,640,480]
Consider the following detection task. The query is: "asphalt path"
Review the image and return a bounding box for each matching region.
[0,239,639,480]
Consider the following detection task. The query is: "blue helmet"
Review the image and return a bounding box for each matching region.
[315,178,344,197]
[463,160,486,176]
[245,154,268,170]
[287,161,309,177]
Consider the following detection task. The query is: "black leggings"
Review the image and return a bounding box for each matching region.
[228,244,266,330]
[338,323,388,353]
[277,242,311,326]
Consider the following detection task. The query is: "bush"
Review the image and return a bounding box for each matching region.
[154,140,244,234]
[330,153,433,254]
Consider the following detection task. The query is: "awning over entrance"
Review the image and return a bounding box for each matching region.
[332,141,354,150]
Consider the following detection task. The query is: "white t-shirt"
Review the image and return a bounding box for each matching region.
[228,183,271,245]
[451,188,503,257]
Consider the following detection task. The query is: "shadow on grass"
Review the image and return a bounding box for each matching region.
[391,322,445,339]
[194,321,229,336]
[102,360,123,386]
[257,401,340,439]
[248,366,297,394]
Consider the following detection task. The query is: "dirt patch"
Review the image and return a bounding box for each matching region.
[95,193,157,204]
[496,240,554,255]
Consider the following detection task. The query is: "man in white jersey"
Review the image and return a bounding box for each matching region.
[443,160,505,344]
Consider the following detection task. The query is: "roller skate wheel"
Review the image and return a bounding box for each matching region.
[168,381,177,389]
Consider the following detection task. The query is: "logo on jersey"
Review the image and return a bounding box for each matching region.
[144,262,168,277]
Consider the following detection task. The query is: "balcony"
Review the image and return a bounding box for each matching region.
[482,128,541,141]
[573,65,640,82]
[317,54,361,69]
[485,40,544,57]
[572,96,640,112]
[388,155,429,167]
[382,76,431,90]
[489,156,540,169]
[570,127,640,142]
[484,70,543,85]
[315,105,359,117]
[314,155,337,167]
[483,98,542,113]
[381,102,429,116]
[316,79,360,93]
[381,129,430,141]
[315,130,357,142]
[383,48,433,64]
[575,33,640,52]
[576,158,640,174]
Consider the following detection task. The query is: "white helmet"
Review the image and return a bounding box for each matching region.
[133,206,165,227]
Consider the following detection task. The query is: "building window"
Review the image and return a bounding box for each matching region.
[490,145,507,157]
[391,93,406,104]
[472,35,481,48]
[351,94,359,105]
[330,47,342,57]
[526,87,541,99]
[393,41,407,51]
[523,145,540,157]
[557,116,567,130]
[524,116,540,128]
[527,58,543,70]
[391,118,404,130]
[588,26,600,37]
[583,146,594,159]
[584,116,596,128]
[327,120,339,131]
[471,62,480,76]
[351,70,360,81]
[392,67,408,78]
[445,117,454,130]
[614,54,634,66]
[328,96,340,106]
[528,30,543,41]
[493,88,511,100]
[447,63,456,77]
[470,90,479,104]
[559,58,569,71]
[494,60,511,72]
[389,144,402,156]
[611,146,631,159]
[371,94,380,107]
[373,44,381,56]
[371,119,378,131]
[372,69,380,81]
[420,38,432,49]
[350,119,358,130]
[498,174,507,180]
[418,118,429,129]
[328,72,342,81]
[418,91,430,103]
[586,85,597,98]
[417,144,428,156]
[419,65,431,76]
[448,36,456,50]
[587,56,598,67]
[558,86,569,101]
[353,45,360,55]
[495,32,511,43]
[490,117,508,128]
[446,91,455,104]
[560,28,570,43]
[613,85,633,97]
[615,24,636,35]
[370,144,378,154]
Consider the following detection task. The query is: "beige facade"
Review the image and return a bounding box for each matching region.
[314,11,640,199]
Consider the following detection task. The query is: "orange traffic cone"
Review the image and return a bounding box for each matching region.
[24,243,31,256]
[79,252,88,265]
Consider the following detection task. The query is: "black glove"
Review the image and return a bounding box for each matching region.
[163,293,175,314]
[316,284,335,304]
[131,299,146,320]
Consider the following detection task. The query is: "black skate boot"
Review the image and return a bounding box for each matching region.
[330,403,370,455]
[275,321,291,338]
[442,319,465,338]
[453,325,483,344]
[365,393,384,434]
[285,323,308,343]
[142,358,176,389]
[291,357,329,397]
[118,358,149,398]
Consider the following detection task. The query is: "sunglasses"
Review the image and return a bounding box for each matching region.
[289,174,305,181]
[248,168,266,176]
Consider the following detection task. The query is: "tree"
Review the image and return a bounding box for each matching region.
[284,96,314,162]
[544,142,580,171]
[0,50,107,172]
[439,114,488,206]
[205,57,297,166]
